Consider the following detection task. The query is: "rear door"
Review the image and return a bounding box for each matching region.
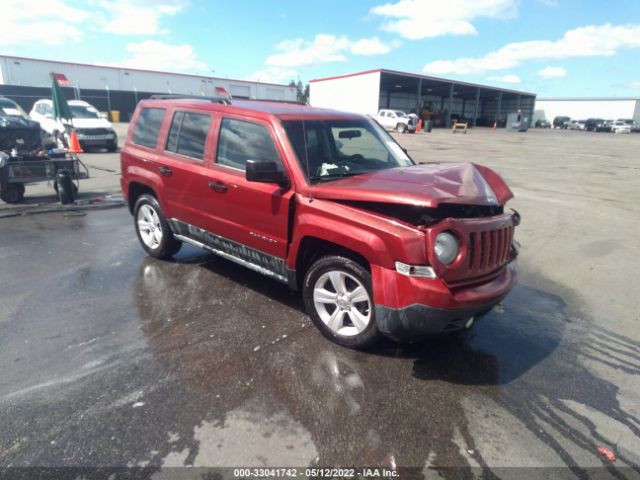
[157,108,216,229]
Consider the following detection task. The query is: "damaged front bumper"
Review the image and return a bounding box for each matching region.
[372,261,517,341]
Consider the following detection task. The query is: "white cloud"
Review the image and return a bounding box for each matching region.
[267,35,350,67]
[99,0,188,35]
[266,34,398,67]
[623,81,640,89]
[370,0,518,39]
[246,67,298,85]
[350,37,401,55]
[537,66,566,78]
[112,41,207,73]
[423,23,640,75]
[487,74,521,84]
[537,0,558,6]
[0,0,89,45]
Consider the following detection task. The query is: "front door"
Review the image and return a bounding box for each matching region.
[199,115,293,262]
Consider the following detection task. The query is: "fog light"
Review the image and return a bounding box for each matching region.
[395,261,436,278]
[434,231,459,265]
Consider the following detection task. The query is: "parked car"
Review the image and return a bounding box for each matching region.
[373,109,417,133]
[596,120,613,132]
[620,119,640,132]
[552,116,570,129]
[611,120,631,134]
[0,97,53,152]
[121,97,520,348]
[534,119,551,128]
[30,99,118,151]
[584,118,604,132]
[568,120,586,130]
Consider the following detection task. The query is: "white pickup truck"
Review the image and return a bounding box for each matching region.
[372,109,417,133]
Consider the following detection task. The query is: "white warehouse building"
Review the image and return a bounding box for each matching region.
[533,98,640,123]
[310,68,537,128]
[0,55,296,121]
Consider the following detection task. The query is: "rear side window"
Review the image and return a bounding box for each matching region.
[217,118,282,171]
[166,111,211,161]
[132,108,165,148]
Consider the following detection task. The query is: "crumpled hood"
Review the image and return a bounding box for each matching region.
[310,163,513,207]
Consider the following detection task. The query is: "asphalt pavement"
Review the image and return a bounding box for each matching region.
[1,128,639,478]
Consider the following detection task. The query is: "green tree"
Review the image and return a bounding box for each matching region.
[289,79,309,104]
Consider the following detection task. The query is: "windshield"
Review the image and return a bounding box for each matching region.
[0,100,29,119]
[70,105,101,119]
[282,118,414,184]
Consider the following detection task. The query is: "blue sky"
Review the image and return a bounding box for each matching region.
[3,0,640,96]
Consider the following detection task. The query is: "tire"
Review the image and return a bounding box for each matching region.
[302,255,381,349]
[53,182,79,195]
[107,142,118,153]
[1,184,25,204]
[396,123,407,133]
[133,194,182,259]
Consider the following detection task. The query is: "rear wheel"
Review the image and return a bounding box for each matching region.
[396,123,407,133]
[303,255,381,349]
[134,194,182,259]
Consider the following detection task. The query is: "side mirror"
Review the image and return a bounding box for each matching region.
[246,160,288,188]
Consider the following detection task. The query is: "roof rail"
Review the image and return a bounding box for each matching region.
[240,98,308,106]
[149,94,231,105]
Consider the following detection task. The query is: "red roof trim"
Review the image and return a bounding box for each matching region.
[309,69,382,83]
[1,55,296,89]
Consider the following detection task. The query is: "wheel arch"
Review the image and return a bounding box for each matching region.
[128,182,157,214]
[293,236,370,290]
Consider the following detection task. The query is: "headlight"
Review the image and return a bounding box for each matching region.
[434,231,459,265]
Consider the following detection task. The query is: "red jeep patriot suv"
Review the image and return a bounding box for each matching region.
[121,95,519,348]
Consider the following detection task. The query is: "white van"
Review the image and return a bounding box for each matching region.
[30,99,117,151]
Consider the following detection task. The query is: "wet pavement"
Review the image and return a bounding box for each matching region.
[1,208,639,478]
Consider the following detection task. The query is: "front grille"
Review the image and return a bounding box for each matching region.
[468,226,514,271]
[77,128,111,135]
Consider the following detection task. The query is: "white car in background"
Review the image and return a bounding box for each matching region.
[373,109,417,133]
[30,99,118,151]
[568,120,586,130]
[611,120,631,134]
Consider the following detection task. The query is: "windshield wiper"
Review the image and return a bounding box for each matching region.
[309,171,364,183]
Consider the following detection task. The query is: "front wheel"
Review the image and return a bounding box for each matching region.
[303,255,381,349]
[134,194,182,259]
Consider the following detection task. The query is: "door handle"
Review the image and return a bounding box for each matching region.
[208,181,228,193]
[158,166,172,177]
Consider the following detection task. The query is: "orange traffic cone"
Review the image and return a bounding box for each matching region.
[416,119,422,132]
[68,130,84,153]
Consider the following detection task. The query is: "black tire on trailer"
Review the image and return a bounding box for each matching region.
[1,184,25,204]
[53,182,79,194]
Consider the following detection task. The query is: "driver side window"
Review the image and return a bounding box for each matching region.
[331,127,390,163]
